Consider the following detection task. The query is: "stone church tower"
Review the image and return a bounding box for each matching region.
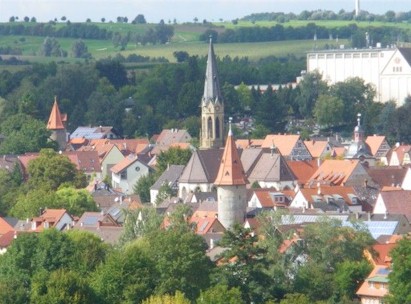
[214,121,248,229]
[47,97,67,151]
[200,37,224,149]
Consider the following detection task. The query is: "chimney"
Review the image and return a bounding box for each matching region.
[210,238,214,249]
[367,212,371,221]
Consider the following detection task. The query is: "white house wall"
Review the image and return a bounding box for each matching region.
[373,194,387,214]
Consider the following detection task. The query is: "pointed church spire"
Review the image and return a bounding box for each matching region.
[354,113,364,143]
[47,97,65,130]
[202,36,222,106]
[214,122,248,186]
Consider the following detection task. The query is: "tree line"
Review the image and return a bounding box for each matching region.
[202,23,410,48]
[242,9,411,23]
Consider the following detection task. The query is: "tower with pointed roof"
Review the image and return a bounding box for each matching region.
[214,119,248,229]
[47,97,67,151]
[345,113,374,163]
[200,37,224,149]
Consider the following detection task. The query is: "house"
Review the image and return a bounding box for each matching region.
[349,213,411,238]
[63,150,102,180]
[74,212,123,244]
[110,154,151,193]
[287,160,319,186]
[387,144,411,166]
[70,126,119,141]
[248,188,294,209]
[79,141,125,178]
[366,135,391,164]
[308,159,372,187]
[150,165,185,204]
[0,217,15,236]
[304,139,333,159]
[151,129,192,155]
[261,134,312,160]
[356,265,391,304]
[290,185,363,212]
[246,148,297,189]
[374,189,411,222]
[26,209,74,232]
[366,166,407,189]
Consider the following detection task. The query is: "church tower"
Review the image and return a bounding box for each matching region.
[214,119,248,229]
[200,37,224,149]
[47,97,67,151]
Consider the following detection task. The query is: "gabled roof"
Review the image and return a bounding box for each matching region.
[151,165,185,191]
[75,212,120,228]
[47,98,65,130]
[0,217,15,235]
[366,135,388,156]
[251,188,294,208]
[247,152,295,184]
[371,243,396,266]
[110,154,148,174]
[287,160,319,185]
[297,185,359,206]
[214,130,247,186]
[235,139,264,149]
[304,140,329,158]
[309,159,360,186]
[189,216,225,235]
[390,144,411,164]
[70,126,118,140]
[64,151,101,173]
[32,209,71,231]
[367,166,407,188]
[356,265,390,298]
[379,189,411,222]
[179,149,223,183]
[152,129,192,155]
[261,134,301,156]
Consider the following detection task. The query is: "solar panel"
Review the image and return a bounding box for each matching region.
[376,268,390,275]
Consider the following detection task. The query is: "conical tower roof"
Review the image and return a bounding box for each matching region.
[214,123,248,186]
[47,97,65,130]
[202,36,222,106]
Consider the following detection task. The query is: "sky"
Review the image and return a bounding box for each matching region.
[0,0,409,23]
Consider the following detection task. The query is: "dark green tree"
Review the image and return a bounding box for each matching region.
[213,224,275,303]
[387,237,411,304]
[197,284,245,304]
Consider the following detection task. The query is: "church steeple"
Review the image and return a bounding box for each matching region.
[200,37,224,149]
[354,113,364,143]
[202,36,222,106]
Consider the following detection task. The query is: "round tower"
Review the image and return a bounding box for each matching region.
[214,119,248,229]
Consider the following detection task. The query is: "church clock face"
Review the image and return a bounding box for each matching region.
[215,105,220,111]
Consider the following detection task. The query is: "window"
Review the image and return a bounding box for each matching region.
[135,166,140,171]
[120,171,127,179]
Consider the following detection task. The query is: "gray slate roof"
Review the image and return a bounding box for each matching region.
[151,165,185,191]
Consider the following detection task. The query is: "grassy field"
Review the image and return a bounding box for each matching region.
[1,37,348,63]
[1,18,406,65]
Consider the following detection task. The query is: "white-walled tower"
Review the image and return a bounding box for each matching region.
[214,120,248,229]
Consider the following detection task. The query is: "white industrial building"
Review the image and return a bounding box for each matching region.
[307,46,411,106]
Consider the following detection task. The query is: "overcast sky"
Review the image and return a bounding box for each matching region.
[0,0,408,23]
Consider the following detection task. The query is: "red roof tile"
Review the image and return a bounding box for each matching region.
[47,98,65,130]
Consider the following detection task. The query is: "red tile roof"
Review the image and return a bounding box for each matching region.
[47,98,65,130]
[0,217,14,235]
[309,159,360,186]
[366,135,386,156]
[287,160,319,185]
[261,134,300,156]
[214,131,248,186]
[304,140,328,158]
